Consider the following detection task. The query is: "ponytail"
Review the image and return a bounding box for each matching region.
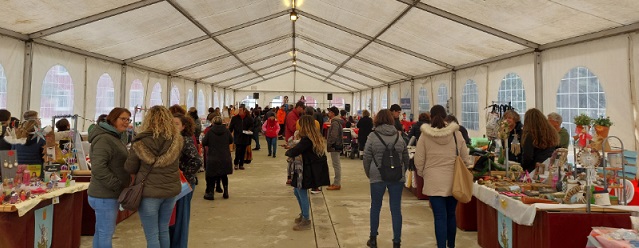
[429,105,447,129]
[431,115,446,129]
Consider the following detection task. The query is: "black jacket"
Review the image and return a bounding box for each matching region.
[0,127,12,150]
[314,112,324,133]
[459,125,472,145]
[408,121,427,143]
[229,114,254,145]
[521,135,555,172]
[285,137,331,189]
[202,125,234,177]
[356,116,373,151]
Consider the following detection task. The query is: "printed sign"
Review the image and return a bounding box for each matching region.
[400,98,411,109]
[498,211,513,248]
[34,204,53,248]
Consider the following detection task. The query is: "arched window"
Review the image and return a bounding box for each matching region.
[418,87,430,113]
[391,90,398,105]
[129,79,144,121]
[95,73,115,119]
[240,95,256,110]
[498,73,526,116]
[372,93,379,113]
[272,96,283,108]
[197,90,205,116]
[305,96,317,108]
[330,96,345,109]
[437,84,448,106]
[381,93,388,109]
[170,86,180,106]
[461,80,479,130]
[149,83,162,106]
[0,65,7,109]
[187,89,194,108]
[41,65,74,119]
[557,67,606,138]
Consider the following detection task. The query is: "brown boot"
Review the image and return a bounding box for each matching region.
[326,185,341,190]
[294,214,303,224]
[293,218,311,231]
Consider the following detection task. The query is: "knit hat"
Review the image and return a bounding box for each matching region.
[23,110,38,121]
[266,111,275,119]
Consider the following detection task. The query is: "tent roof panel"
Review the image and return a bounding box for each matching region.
[343,58,404,82]
[298,0,406,36]
[0,0,139,34]
[136,39,227,71]
[332,70,382,88]
[179,0,287,33]
[217,72,264,88]
[295,38,349,62]
[178,56,244,79]
[296,18,368,55]
[357,42,445,76]
[217,15,291,51]
[296,53,338,73]
[208,67,254,84]
[421,0,629,44]
[296,64,331,78]
[236,37,292,62]
[257,64,291,76]
[246,53,293,70]
[326,77,367,91]
[379,9,526,66]
[43,2,205,60]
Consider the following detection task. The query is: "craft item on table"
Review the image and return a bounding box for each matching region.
[524,190,540,196]
[19,190,26,201]
[9,191,18,204]
[32,125,50,143]
[509,164,523,181]
[563,184,586,204]
[0,150,18,180]
[576,128,592,148]
[510,134,521,156]
[521,196,558,204]
[538,187,557,194]
[500,191,526,197]
[593,192,612,206]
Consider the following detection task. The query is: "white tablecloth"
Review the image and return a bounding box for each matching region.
[10,182,89,217]
[473,183,639,226]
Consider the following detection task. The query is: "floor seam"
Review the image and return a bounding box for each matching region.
[321,190,342,248]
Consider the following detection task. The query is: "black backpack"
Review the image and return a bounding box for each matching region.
[372,132,403,182]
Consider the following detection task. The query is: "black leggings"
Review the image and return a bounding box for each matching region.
[234,144,248,166]
[206,175,228,193]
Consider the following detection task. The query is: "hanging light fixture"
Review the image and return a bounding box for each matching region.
[290,10,298,21]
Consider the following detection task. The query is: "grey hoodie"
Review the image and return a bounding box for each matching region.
[363,124,409,183]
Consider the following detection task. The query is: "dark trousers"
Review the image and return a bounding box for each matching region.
[206,175,228,194]
[234,144,248,167]
[278,124,285,136]
[429,196,458,248]
[266,137,277,156]
[370,181,403,243]
[253,132,260,149]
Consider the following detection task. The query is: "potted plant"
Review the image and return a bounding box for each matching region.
[592,116,613,138]
[573,113,592,134]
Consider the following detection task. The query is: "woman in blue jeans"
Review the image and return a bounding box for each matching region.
[362,109,410,248]
[414,105,470,248]
[285,116,330,231]
[86,108,132,248]
[125,106,184,248]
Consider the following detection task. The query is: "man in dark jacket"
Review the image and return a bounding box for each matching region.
[390,104,404,132]
[408,112,431,144]
[326,106,344,190]
[228,107,254,170]
[356,110,373,155]
[314,108,324,134]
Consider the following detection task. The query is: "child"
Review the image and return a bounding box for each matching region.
[287,131,303,189]
[262,112,280,158]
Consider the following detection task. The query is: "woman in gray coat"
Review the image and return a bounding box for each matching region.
[363,109,409,248]
[87,107,132,248]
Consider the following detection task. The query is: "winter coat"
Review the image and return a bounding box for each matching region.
[125,131,183,199]
[363,124,409,184]
[326,117,344,152]
[285,137,331,189]
[414,123,470,197]
[521,135,556,173]
[356,116,373,152]
[0,127,12,150]
[253,115,263,133]
[458,125,471,145]
[277,109,286,125]
[408,121,427,143]
[179,135,203,185]
[229,114,254,145]
[87,122,130,199]
[393,118,403,132]
[13,135,45,165]
[202,124,233,177]
[285,110,300,141]
[314,112,325,133]
[262,119,280,138]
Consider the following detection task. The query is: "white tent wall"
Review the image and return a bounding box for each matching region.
[413,77,429,118]
[353,93,359,113]
[171,77,186,105]
[236,73,294,92]
[486,53,536,111]
[542,35,634,150]
[0,35,24,115]
[455,65,488,139]
[390,84,400,106]
[125,66,150,110]
[184,80,195,108]
[294,73,349,93]
[225,88,234,106]
[400,81,412,114]
[31,44,85,126]
[148,72,167,107]
[632,32,639,150]
[85,57,122,129]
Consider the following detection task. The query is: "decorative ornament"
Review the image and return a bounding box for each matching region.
[31,125,49,143]
[576,148,601,168]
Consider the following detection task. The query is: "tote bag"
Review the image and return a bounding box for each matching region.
[452,133,473,203]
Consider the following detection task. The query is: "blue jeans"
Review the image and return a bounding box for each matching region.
[88,196,119,248]
[169,185,194,248]
[253,132,260,149]
[138,197,177,248]
[429,196,458,248]
[266,137,277,156]
[293,188,310,219]
[370,182,403,243]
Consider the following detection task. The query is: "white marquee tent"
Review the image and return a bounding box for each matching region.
[0,0,639,149]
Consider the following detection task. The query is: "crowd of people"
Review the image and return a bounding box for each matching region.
[0,92,576,248]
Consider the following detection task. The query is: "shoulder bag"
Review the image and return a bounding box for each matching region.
[452,132,473,203]
[118,161,155,211]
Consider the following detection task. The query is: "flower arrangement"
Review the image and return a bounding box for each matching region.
[573,113,592,126]
[592,116,613,127]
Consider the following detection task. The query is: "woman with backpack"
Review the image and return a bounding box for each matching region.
[363,109,409,248]
[284,116,330,231]
[262,111,280,157]
[413,105,470,248]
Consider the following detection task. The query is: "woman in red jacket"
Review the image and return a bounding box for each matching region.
[262,111,280,158]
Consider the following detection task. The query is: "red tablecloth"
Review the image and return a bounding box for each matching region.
[0,191,84,248]
[456,196,478,231]
[476,200,632,248]
[75,175,135,236]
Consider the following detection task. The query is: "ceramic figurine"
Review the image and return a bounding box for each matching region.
[9,191,18,204]
[19,190,26,201]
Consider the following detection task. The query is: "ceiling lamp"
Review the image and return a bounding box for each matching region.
[292,59,297,65]
[290,10,298,21]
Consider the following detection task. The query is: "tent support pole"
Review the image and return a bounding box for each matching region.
[534,51,543,112]
[21,42,33,114]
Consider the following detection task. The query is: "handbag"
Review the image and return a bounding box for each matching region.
[175,171,193,200]
[451,132,474,203]
[118,161,155,211]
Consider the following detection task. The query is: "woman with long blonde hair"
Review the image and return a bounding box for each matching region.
[285,116,330,231]
[521,108,559,172]
[125,105,183,248]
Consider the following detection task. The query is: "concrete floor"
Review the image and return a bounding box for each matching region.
[81,140,480,248]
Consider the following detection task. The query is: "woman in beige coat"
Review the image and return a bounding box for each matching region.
[414,105,470,248]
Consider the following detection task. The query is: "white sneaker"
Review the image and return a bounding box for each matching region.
[310,188,321,194]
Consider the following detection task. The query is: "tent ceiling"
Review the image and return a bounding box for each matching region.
[1,0,639,92]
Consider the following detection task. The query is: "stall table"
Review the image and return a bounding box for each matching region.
[0,183,88,248]
[474,183,635,248]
